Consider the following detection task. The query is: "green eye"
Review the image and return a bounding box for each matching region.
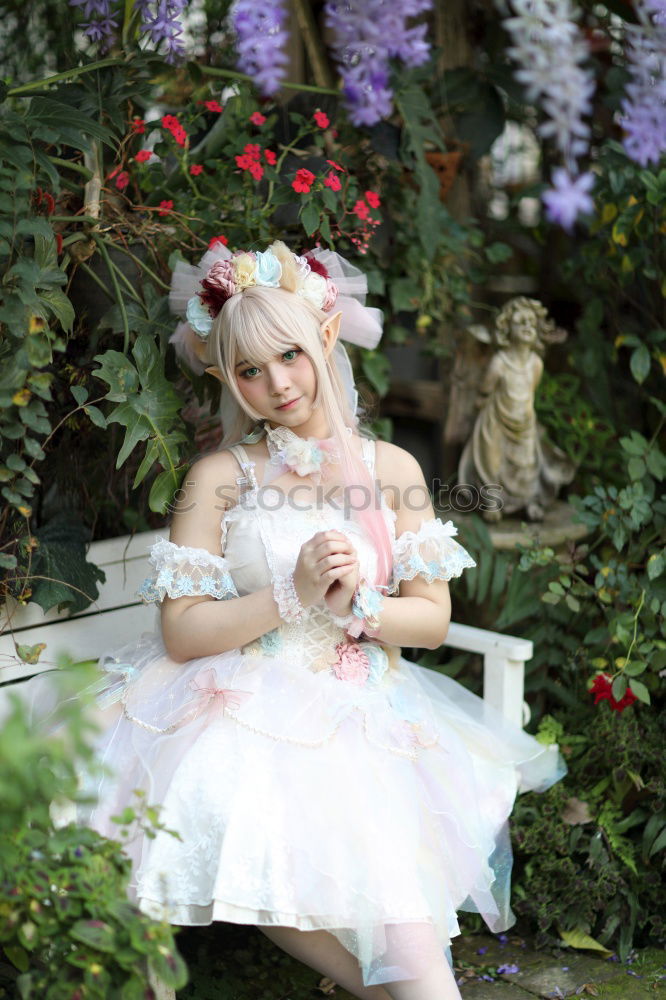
[283,349,299,361]
[240,366,260,378]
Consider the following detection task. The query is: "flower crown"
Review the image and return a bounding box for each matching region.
[185,242,339,340]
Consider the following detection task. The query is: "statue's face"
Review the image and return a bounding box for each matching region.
[510,305,538,345]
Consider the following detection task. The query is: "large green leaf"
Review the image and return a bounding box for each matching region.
[27,97,116,151]
[101,335,187,487]
[28,513,106,615]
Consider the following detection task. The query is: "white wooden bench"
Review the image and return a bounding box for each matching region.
[0,529,532,726]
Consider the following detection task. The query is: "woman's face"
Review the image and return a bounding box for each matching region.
[234,345,318,426]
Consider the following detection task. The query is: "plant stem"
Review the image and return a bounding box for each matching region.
[93,236,131,352]
[47,156,93,179]
[111,243,170,291]
[624,588,645,668]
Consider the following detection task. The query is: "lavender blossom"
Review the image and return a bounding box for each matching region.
[139,0,187,63]
[231,0,289,96]
[618,2,666,167]
[324,0,433,126]
[542,168,594,229]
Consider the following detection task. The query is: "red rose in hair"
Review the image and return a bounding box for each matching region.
[304,253,329,279]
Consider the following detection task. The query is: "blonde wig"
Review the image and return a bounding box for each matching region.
[209,285,392,584]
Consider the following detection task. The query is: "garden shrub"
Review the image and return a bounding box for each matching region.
[0,667,187,999]
[511,706,665,959]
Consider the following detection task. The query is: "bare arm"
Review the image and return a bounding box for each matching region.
[160,452,284,662]
[371,444,451,651]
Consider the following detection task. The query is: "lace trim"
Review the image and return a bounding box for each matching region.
[137,536,239,604]
[389,518,476,593]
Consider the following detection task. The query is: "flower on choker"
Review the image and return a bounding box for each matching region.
[264,424,339,480]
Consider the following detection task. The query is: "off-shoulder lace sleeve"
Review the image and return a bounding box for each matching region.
[136,536,239,604]
[389,518,476,594]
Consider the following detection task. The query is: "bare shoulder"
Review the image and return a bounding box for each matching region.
[375,439,424,485]
[374,439,429,516]
[169,449,241,551]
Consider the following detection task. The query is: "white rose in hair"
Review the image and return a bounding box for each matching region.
[298,272,327,309]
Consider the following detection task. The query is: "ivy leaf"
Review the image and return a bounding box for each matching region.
[28,513,106,615]
[102,335,186,485]
[93,350,140,401]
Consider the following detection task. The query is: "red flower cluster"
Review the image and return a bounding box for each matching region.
[590,673,638,712]
[264,148,277,166]
[326,159,345,172]
[33,187,56,215]
[130,117,145,134]
[205,100,223,113]
[158,199,174,216]
[208,235,229,249]
[162,114,188,148]
[235,143,267,181]
[190,164,204,176]
[292,168,315,193]
[324,172,341,192]
[135,149,153,164]
[108,167,130,191]
[313,110,330,129]
[365,189,381,208]
[249,111,267,126]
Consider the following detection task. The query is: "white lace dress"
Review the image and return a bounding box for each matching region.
[79,438,565,988]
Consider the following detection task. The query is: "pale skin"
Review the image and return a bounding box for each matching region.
[160,316,461,1000]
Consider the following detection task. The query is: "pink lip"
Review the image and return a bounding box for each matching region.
[276,397,300,410]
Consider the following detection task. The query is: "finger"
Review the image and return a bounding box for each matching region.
[317,553,356,571]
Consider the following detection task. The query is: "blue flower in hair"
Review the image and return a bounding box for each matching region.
[255,249,282,287]
[186,294,214,337]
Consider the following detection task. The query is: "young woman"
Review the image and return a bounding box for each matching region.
[82,242,566,1000]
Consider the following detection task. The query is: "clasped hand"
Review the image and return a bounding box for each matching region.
[292,530,359,617]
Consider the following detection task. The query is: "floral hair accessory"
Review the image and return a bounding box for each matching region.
[177,241,340,340]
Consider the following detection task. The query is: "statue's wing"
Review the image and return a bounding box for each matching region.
[444,325,494,445]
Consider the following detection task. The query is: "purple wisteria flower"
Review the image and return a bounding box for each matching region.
[618,1,666,167]
[139,0,187,63]
[542,168,594,229]
[231,0,290,96]
[324,0,433,126]
[69,0,117,48]
[502,0,596,228]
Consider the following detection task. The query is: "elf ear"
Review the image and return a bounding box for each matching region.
[205,366,225,384]
[320,311,342,358]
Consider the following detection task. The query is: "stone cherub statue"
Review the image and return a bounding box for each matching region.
[457,296,575,522]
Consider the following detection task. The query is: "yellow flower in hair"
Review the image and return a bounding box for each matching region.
[233,252,257,290]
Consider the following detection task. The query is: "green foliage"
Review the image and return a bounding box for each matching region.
[94,334,189,512]
[17,512,106,615]
[511,707,665,958]
[0,667,187,998]
[517,409,665,710]
[534,371,617,485]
